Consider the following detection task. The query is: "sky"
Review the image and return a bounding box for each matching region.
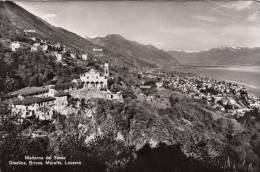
[17,1,260,51]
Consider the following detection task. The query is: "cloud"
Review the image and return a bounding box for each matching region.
[192,15,219,23]
[42,13,57,19]
[219,1,254,11]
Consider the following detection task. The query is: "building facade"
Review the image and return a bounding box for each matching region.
[93,47,104,57]
[80,69,107,89]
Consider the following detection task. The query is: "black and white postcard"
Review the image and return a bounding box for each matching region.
[0,0,260,172]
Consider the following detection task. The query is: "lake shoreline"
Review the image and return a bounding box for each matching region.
[171,65,260,98]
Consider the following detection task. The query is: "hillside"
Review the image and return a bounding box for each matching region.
[1,1,260,172]
[0,1,158,69]
[0,1,95,51]
[168,47,260,66]
[91,34,179,69]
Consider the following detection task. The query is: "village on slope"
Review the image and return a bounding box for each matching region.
[1,29,123,121]
[1,28,260,136]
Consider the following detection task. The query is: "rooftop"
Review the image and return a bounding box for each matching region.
[54,82,77,90]
[54,91,68,97]
[7,86,49,97]
[12,97,55,106]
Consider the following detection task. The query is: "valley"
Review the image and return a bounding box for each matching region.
[0,1,260,172]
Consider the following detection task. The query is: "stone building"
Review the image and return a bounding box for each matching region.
[79,63,109,89]
[11,96,55,120]
[5,85,69,120]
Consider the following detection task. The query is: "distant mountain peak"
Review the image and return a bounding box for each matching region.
[91,34,179,68]
[168,47,260,66]
[0,1,97,50]
[0,1,178,69]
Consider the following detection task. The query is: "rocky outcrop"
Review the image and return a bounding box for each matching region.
[73,93,258,171]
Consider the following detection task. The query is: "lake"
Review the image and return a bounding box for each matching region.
[173,66,260,97]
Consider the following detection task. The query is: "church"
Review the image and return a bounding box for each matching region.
[79,63,109,89]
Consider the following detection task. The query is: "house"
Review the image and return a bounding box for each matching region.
[24,29,36,39]
[93,48,103,52]
[33,42,40,47]
[11,96,55,120]
[93,47,104,57]
[31,45,38,52]
[140,85,151,89]
[41,44,48,52]
[5,85,70,120]
[81,54,88,60]
[10,41,21,52]
[52,52,62,61]
[106,90,123,102]
[30,42,42,52]
[156,82,164,90]
[24,29,36,34]
[53,91,69,114]
[54,42,61,49]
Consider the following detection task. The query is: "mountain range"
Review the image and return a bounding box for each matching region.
[0,1,178,69]
[0,1,96,51]
[1,2,260,172]
[90,34,179,68]
[2,1,259,68]
[168,47,260,66]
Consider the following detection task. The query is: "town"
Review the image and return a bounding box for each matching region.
[1,29,260,123]
[137,70,260,118]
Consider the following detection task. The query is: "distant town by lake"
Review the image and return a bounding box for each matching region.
[173,66,260,97]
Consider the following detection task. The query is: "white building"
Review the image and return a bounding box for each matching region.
[11,96,55,120]
[33,43,40,47]
[31,45,38,52]
[48,88,68,114]
[82,54,88,60]
[80,69,107,89]
[93,48,103,52]
[41,44,48,52]
[52,52,62,62]
[79,63,109,89]
[7,85,68,120]
[93,47,104,57]
[54,42,61,49]
[10,41,21,52]
[24,29,36,34]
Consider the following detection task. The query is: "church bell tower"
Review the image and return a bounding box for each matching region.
[104,63,109,78]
